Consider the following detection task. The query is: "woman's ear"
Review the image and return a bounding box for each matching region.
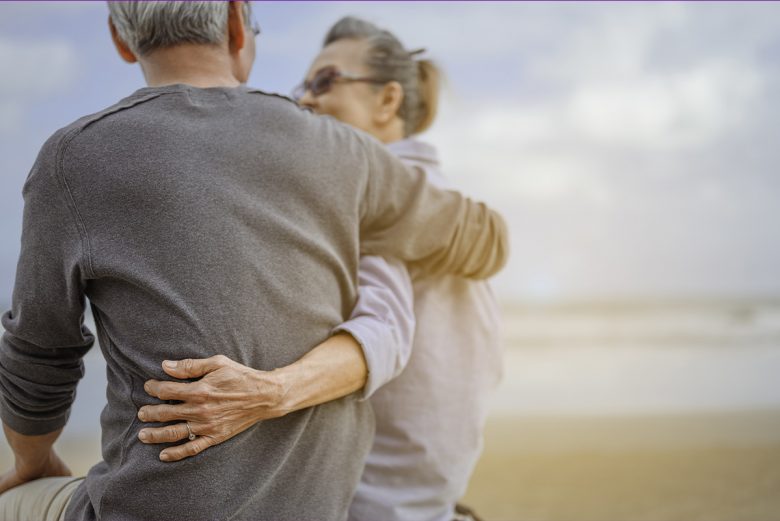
[374,81,404,125]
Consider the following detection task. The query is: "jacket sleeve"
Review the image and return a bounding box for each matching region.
[357,135,509,280]
[0,132,95,436]
[332,255,415,400]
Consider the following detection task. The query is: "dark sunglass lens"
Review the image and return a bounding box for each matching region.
[311,68,341,96]
[310,75,331,96]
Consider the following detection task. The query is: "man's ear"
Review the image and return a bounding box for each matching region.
[109,16,137,64]
[374,81,404,125]
[227,1,246,54]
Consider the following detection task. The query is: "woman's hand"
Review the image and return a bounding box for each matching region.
[138,333,368,462]
[137,355,289,462]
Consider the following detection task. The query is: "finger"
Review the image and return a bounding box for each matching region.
[138,403,197,423]
[143,379,193,401]
[161,355,230,379]
[159,436,216,462]
[138,423,190,444]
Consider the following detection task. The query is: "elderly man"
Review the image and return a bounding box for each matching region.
[0,2,507,520]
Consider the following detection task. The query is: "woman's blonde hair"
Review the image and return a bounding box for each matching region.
[324,16,441,136]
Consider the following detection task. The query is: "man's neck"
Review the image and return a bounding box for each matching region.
[140,44,241,88]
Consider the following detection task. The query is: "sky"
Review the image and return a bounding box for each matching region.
[1,1,780,303]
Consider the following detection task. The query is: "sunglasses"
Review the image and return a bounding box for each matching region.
[292,66,386,101]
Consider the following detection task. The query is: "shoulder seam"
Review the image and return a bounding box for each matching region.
[53,92,168,279]
[244,87,307,110]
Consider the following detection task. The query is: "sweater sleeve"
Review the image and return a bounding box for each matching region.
[357,135,509,280]
[0,131,95,435]
[333,255,415,400]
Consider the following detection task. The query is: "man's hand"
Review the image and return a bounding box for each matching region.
[0,426,71,495]
[137,355,289,463]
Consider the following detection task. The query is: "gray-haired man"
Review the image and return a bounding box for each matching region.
[0,2,507,520]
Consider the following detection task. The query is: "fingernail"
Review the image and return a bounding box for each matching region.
[163,360,177,368]
[160,452,171,462]
[138,431,149,442]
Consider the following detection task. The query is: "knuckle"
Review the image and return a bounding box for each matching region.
[156,406,172,420]
[185,444,200,457]
[195,383,212,401]
[158,405,174,421]
[154,384,170,399]
[191,404,208,417]
[153,428,168,441]
[182,358,195,373]
[214,354,229,365]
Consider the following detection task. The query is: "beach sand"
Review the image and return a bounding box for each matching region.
[2,410,779,521]
[462,411,780,521]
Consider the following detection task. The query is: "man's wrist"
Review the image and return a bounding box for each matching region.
[3,424,64,477]
[15,449,57,479]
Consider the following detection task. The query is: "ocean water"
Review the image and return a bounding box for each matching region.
[14,299,780,438]
[492,300,780,416]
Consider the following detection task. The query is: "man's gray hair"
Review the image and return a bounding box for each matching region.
[108,1,251,57]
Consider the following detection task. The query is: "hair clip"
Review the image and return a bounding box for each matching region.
[408,48,426,57]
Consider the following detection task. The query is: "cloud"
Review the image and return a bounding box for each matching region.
[0,2,776,301]
[429,102,613,205]
[412,3,778,300]
[419,2,771,207]
[514,4,765,149]
[566,59,762,149]
[0,39,79,133]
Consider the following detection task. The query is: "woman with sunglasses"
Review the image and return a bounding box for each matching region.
[296,17,502,521]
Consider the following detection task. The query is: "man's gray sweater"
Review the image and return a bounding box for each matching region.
[0,84,507,521]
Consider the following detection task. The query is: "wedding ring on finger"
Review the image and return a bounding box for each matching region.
[185,422,197,441]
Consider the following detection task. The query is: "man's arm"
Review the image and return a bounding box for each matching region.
[0,426,71,494]
[0,132,95,487]
[357,135,509,280]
